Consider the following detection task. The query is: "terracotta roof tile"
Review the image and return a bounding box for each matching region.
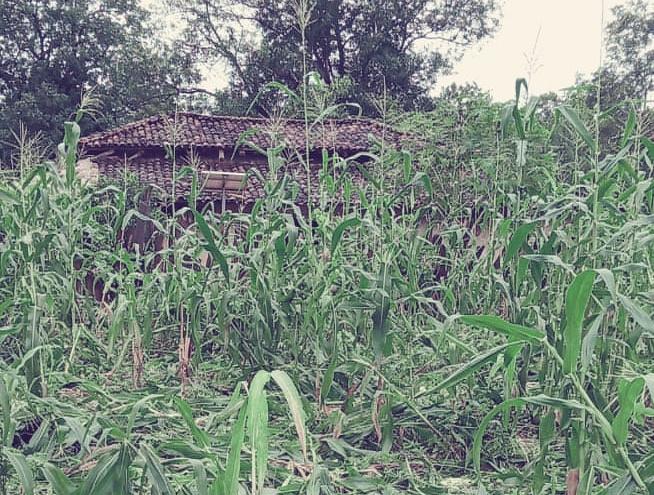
[92,154,371,206]
[81,113,410,153]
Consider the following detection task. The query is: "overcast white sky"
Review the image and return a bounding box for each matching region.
[436,0,629,100]
[149,0,633,102]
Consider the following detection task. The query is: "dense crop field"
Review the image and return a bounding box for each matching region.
[0,79,653,495]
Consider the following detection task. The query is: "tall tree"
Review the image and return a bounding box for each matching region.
[172,0,500,112]
[603,0,653,106]
[0,0,199,162]
[578,0,653,151]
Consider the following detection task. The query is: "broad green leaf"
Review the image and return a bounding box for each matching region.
[79,447,132,495]
[612,377,645,446]
[642,137,654,161]
[522,254,573,272]
[331,217,361,253]
[459,315,544,344]
[419,341,526,398]
[192,460,209,495]
[0,376,12,447]
[504,222,537,264]
[557,106,597,154]
[581,314,603,372]
[222,402,248,495]
[620,108,636,148]
[174,397,210,448]
[247,370,271,495]
[6,450,34,495]
[320,353,338,403]
[0,187,19,205]
[127,394,162,437]
[140,443,174,495]
[515,78,528,103]
[563,270,596,374]
[618,294,654,348]
[372,262,392,358]
[539,411,556,450]
[193,209,230,286]
[271,370,307,460]
[42,463,76,495]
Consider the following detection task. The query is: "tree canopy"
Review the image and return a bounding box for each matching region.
[0,0,199,162]
[172,0,500,112]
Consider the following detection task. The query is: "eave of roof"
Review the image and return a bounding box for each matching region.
[79,112,412,153]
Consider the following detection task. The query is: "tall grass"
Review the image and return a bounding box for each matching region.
[0,51,653,495]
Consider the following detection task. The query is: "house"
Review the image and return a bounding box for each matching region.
[78,113,412,213]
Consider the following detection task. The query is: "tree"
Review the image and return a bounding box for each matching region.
[603,0,653,106]
[172,0,500,112]
[578,0,653,151]
[0,0,199,163]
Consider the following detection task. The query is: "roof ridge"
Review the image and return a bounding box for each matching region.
[164,112,386,125]
[80,112,409,151]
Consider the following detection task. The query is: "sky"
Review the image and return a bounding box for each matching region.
[147,0,633,102]
[435,0,630,100]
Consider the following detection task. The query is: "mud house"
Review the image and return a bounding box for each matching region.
[79,113,412,213]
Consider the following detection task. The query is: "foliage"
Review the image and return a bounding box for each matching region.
[0,72,653,493]
[0,0,199,163]
[170,0,500,112]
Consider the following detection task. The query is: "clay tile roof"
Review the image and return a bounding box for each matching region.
[91,154,372,207]
[80,112,410,153]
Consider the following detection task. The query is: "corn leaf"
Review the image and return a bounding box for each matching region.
[331,217,361,253]
[247,370,271,495]
[6,450,34,495]
[504,222,537,264]
[563,270,596,374]
[41,463,75,495]
[612,377,645,446]
[459,315,544,343]
[193,209,230,286]
[271,370,308,460]
[222,402,248,495]
[557,106,596,154]
[140,443,174,495]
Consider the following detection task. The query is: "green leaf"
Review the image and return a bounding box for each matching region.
[504,222,537,264]
[419,341,526,398]
[193,209,230,286]
[642,137,654,161]
[372,262,392,358]
[320,354,338,404]
[581,314,603,372]
[0,187,20,206]
[247,370,271,495]
[6,450,34,495]
[174,397,210,448]
[222,401,248,495]
[0,376,13,447]
[459,315,544,344]
[331,217,361,254]
[612,377,645,446]
[62,121,81,186]
[515,78,528,103]
[127,394,162,437]
[79,446,132,495]
[563,270,597,374]
[556,106,597,154]
[472,396,587,475]
[617,294,654,348]
[620,108,636,148]
[140,443,174,495]
[41,463,76,495]
[271,370,307,460]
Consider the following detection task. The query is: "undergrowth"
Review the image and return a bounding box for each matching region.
[0,76,653,494]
